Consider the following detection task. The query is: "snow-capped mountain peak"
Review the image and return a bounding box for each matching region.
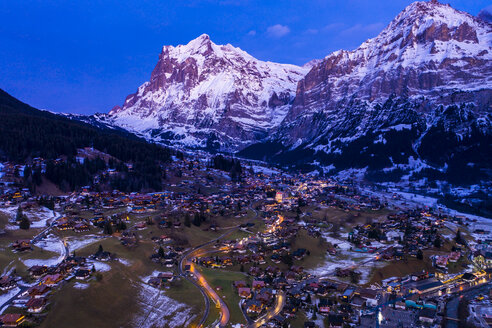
[285,0,492,123]
[109,34,309,150]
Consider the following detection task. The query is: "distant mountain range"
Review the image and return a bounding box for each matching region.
[48,1,492,186]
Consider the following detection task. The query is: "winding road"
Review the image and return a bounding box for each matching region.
[179,205,260,327]
[249,291,286,328]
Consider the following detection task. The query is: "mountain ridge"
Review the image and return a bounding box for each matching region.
[72,0,491,187]
[107,33,310,150]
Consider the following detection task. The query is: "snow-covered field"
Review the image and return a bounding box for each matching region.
[24,234,65,267]
[86,260,111,272]
[0,206,58,230]
[309,233,385,284]
[66,235,105,253]
[132,282,195,328]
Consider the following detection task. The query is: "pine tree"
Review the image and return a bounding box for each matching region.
[184,214,191,227]
[158,247,165,258]
[19,215,30,230]
[192,213,201,227]
[98,244,104,253]
[16,206,23,222]
[103,221,113,235]
[433,236,441,248]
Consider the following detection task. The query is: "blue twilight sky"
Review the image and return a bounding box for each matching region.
[0,0,490,114]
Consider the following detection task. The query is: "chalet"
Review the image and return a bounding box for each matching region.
[252,280,266,291]
[358,288,380,307]
[28,265,48,278]
[0,313,25,327]
[256,291,272,304]
[222,257,233,266]
[56,262,74,275]
[65,255,86,266]
[173,220,182,229]
[270,315,287,326]
[120,233,137,247]
[245,299,263,314]
[271,254,281,264]
[158,272,174,282]
[249,266,261,277]
[90,217,105,226]
[435,255,448,269]
[11,239,31,252]
[238,287,252,298]
[26,297,46,313]
[56,217,74,230]
[285,271,297,284]
[156,235,172,244]
[234,281,247,289]
[24,285,50,298]
[273,277,288,289]
[0,276,16,291]
[350,294,366,309]
[75,268,91,280]
[74,222,90,233]
[42,274,63,286]
[265,266,281,277]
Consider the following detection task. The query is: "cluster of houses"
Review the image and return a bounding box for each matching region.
[0,248,112,326]
[1,154,491,328]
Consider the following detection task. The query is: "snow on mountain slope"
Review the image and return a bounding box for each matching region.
[109,34,309,150]
[285,0,492,125]
[240,1,492,187]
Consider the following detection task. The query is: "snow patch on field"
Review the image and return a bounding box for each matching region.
[66,235,105,253]
[309,233,383,283]
[132,283,195,328]
[87,261,111,272]
[0,206,58,230]
[73,282,90,290]
[30,207,58,228]
[252,165,282,176]
[24,234,65,267]
[118,258,132,266]
[0,287,20,314]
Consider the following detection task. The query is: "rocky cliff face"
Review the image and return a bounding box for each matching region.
[108,34,309,150]
[241,1,492,185]
[278,0,492,142]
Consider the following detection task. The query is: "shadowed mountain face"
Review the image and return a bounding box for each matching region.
[241,1,492,185]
